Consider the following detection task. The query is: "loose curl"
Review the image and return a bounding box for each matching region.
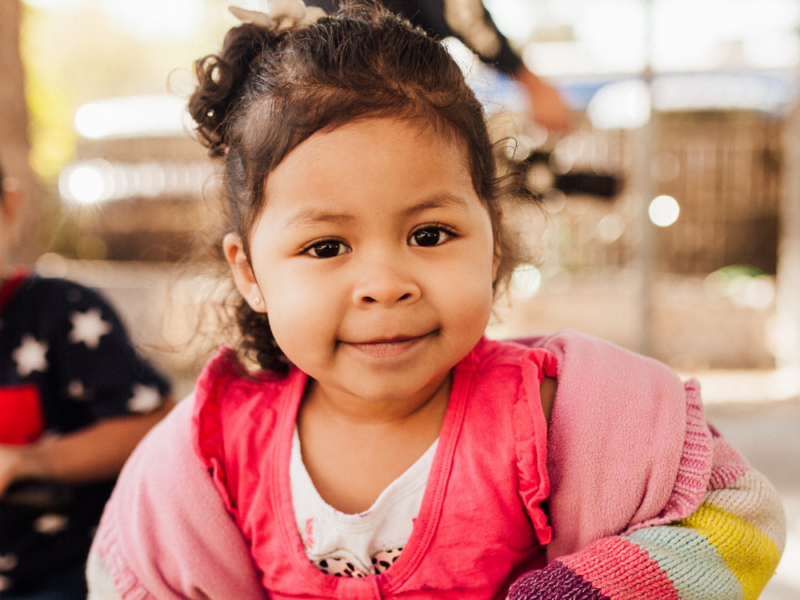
[189,2,540,374]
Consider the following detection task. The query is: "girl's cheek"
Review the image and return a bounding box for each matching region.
[269,304,330,353]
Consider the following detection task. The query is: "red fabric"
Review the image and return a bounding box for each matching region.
[0,269,29,315]
[0,271,44,445]
[0,384,45,445]
[89,331,719,600]
[191,338,554,599]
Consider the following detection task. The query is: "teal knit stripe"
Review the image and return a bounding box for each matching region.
[628,526,743,600]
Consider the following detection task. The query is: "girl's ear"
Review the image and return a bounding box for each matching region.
[223,232,266,313]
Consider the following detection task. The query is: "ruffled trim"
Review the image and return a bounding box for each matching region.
[92,497,155,600]
[515,348,559,546]
[191,348,243,514]
[628,378,713,533]
[191,348,290,517]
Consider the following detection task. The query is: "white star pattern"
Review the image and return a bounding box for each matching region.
[69,308,112,349]
[12,335,48,377]
[67,379,88,400]
[0,554,17,572]
[127,384,161,413]
[33,514,69,535]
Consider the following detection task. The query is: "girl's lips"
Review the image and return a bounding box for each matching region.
[347,334,430,358]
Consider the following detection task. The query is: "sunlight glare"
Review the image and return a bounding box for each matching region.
[65,166,106,204]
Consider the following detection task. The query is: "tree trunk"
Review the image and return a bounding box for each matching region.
[0,0,41,264]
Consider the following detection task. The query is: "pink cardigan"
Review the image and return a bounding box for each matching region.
[90,331,717,599]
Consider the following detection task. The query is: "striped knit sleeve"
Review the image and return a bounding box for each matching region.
[508,428,786,600]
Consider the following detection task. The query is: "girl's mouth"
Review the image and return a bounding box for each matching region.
[347,333,433,358]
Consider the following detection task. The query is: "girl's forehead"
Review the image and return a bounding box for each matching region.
[256,118,482,228]
[270,119,471,188]
[276,118,469,178]
[293,117,466,158]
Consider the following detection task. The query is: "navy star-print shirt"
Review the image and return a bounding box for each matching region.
[0,273,170,595]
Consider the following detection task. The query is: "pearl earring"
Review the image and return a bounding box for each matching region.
[253,296,262,306]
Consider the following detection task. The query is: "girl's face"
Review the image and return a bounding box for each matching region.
[226,118,498,406]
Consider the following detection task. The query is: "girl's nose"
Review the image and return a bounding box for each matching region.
[352,257,421,307]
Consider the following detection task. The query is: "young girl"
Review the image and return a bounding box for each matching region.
[87,2,785,599]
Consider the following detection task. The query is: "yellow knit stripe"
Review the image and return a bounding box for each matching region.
[704,470,787,550]
[680,503,781,600]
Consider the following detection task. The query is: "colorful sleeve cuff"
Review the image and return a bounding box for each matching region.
[509,467,784,600]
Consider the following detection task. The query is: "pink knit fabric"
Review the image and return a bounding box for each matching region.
[516,331,713,560]
[560,537,681,599]
[706,424,751,489]
[91,398,268,600]
[89,331,715,600]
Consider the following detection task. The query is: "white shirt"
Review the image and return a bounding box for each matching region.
[290,428,437,577]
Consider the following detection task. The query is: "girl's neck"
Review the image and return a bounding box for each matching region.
[301,372,452,427]
[296,373,451,514]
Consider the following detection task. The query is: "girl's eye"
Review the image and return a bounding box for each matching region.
[305,240,351,258]
[409,226,453,247]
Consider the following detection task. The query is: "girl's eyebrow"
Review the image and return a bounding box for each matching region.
[283,208,356,229]
[400,194,470,218]
[283,193,470,229]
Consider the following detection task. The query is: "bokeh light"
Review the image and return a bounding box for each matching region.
[512,265,542,298]
[62,163,109,204]
[588,79,651,130]
[648,195,680,227]
[75,96,189,139]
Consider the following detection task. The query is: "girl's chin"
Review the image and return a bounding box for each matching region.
[313,371,451,407]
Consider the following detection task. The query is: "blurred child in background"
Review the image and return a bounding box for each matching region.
[0,162,173,600]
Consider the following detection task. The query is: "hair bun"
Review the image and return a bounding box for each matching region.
[188,24,274,156]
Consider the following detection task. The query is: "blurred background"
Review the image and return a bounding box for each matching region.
[0,0,798,596]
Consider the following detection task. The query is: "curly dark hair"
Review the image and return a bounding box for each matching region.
[188,2,538,373]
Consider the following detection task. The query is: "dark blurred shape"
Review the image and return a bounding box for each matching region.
[553,172,620,199]
[523,150,552,166]
[309,0,523,76]
[521,150,622,199]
